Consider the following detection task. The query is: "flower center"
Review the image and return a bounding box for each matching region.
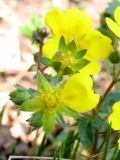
[59,51,77,69]
[41,90,60,113]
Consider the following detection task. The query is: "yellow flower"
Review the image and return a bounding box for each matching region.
[21,72,100,133]
[22,72,99,113]
[43,8,113,74]
[108,102,120,130]
[106,6,120,38]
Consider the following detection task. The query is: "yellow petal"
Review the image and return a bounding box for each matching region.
[45,8,66,37]
[80,30,113,60]
[118,138,120,149]
[45,8,92,42]
[61,73,100,113]
[43,38,59,59]
[106,17,120,38]
[108,112,120,130]
[65,8,92,40]
[80,60,101,75]
[112,101,120,113]
[114,6,120,26]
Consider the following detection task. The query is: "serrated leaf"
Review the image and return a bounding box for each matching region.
[37,71,52,92]
[28,111,43,127]
[20,25,33,38]
[59,36,66,52]
[21,96,42,112]
[75,49,87,59]
[56,113,65,127]
[67,40,77,53]
[79,118,95,147]
[42,112,56,135]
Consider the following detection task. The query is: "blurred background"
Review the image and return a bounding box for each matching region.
[0,0,114,159]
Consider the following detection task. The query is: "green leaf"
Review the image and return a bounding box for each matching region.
[105,0,120,16]
[31,15,43,29]
[10,87,30,105]
[73,58,90,71]
[61,106,79,119]
[53,51,62,58]
[0,105,6,126]
[63,67,73,75]
[33,52,39,62]
[115,150,120,160]
[67,40,77,53]
[58,71,63,81]
[37,71,52,92]
[28,111,43,127]
[109,51,120,64]
[60,131,74,158]
[28,64,37,71]
[52,61,62,72]
[102,124,111,160]
[36,134,46,156]
[15,84,26,91]
[41,57,51,66]
[50,76,60,86]
[99,92,120,118]
[56,113,65,127]
[28,88,40,97]
[75,49,87,59]
[42,112,56,135]
[111,144,119,160]
[59,36,66,52]
[56,131,70,141]
[79,117,95,147]
[21,97,42,112]
[20,25,33,38]
[10,141,16,155]
[92,116,103,130]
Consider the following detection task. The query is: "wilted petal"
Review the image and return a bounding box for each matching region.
[61,73,100,113]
